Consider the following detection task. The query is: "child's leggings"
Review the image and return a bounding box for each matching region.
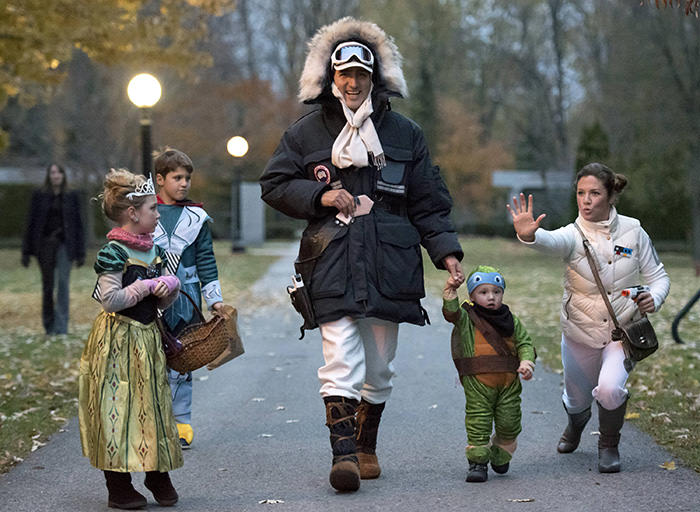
[462,375,522,465]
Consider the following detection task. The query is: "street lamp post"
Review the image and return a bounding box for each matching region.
[227,136,249,253]
[127,73,162,175]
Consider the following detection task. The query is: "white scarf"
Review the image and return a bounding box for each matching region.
[331,83,386,170]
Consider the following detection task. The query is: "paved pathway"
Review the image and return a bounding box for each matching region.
[0,243,698,511]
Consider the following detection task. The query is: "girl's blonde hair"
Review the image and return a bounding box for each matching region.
[100,168,150,222]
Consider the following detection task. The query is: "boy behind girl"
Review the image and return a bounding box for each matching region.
[153,148,227,449]
[442,265,535,482]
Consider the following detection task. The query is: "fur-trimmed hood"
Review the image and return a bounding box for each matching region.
[298,17,408,104]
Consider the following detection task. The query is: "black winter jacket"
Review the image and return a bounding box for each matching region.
[22,189,86,263]
[260,100,463,326]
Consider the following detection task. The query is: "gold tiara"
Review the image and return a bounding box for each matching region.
[126,174,156,200]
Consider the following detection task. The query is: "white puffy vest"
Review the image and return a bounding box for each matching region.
[529,208,669,349]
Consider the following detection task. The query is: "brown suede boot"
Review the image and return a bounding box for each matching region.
[324,396,360,492]
[355,399,385,479]
[144,471,179,506]
[104,471,147,510]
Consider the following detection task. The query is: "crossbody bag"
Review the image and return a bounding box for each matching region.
[574,223,658,372]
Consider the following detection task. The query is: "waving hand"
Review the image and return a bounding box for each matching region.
[506,193,546,242]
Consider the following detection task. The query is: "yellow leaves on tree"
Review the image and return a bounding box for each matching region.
[434,98,513,223]
[0,0,234,107]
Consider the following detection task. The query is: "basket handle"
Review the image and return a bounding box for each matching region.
[178,289,206,323]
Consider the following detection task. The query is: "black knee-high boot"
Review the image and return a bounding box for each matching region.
[103,471,146,510]
[355,399,385,479]
[557,403,592,453]
[324,396,360,491]
[598,400,627,473]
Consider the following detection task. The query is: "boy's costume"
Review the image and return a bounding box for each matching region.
[442,269,535,471]
[154,198,222,440]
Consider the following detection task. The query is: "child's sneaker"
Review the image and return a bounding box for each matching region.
[466,461,488,482]
[491,462,510,474]
[177,423,193,449]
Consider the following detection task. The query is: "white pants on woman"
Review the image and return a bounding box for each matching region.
[561,334,629,412]
[318,316,399,404]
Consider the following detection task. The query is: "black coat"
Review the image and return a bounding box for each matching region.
[22,189,86,263]
[260,100,463,326]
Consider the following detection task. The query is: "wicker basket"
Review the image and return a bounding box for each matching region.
[166,291,230,374]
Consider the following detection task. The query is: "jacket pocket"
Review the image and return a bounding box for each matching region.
[309,228,348,299]
[376,221,424,300]
[376,146,412,197]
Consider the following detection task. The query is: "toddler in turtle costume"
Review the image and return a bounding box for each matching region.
[443,265,536,482]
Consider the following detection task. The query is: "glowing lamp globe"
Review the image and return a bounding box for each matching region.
[127,73,162,108]
[227,136,249,158]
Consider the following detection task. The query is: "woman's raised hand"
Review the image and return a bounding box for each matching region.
[506,193,546,242]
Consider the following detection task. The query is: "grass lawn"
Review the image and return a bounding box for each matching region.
[0,241,278,473]
[423,236,700,473]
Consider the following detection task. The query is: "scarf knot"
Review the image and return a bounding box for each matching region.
[331,83,386,170]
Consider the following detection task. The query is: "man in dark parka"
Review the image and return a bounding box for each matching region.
[260,17,464,492]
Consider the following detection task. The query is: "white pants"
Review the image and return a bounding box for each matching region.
[561,334,629,412]
[318,316,399,404]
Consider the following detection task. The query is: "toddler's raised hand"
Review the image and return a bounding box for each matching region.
[517,360,534,380]
[442,275,462,300]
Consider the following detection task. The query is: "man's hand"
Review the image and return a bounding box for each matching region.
[321,189,356,218]
[443,255,464,286]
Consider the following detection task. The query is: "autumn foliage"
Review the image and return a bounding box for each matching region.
[434,98,513,224]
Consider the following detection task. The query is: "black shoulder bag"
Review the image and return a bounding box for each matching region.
[574,223,658,372]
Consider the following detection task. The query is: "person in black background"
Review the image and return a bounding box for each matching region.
[22,163,86,334]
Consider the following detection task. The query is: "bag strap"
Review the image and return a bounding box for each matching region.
[461,301,512,356]
[573,223,624,340]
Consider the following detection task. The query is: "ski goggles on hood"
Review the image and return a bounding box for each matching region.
[331,41,374,73]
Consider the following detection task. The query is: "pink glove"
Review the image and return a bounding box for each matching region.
[155,275,180,293]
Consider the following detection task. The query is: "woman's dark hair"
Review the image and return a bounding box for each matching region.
[575,162,627,201]
[43,163,67,192]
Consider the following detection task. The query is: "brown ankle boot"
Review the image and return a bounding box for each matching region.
[144,471,179,506]
[324,396,360,492]
[104,471,146,510]
[355,399,385,479]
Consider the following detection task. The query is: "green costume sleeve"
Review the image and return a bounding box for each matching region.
[193,221,218,286]
[512,314,536,362]
[443,297,474,360]
[93,242,128,274]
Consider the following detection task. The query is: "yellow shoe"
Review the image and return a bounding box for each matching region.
[177,423,193,449]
